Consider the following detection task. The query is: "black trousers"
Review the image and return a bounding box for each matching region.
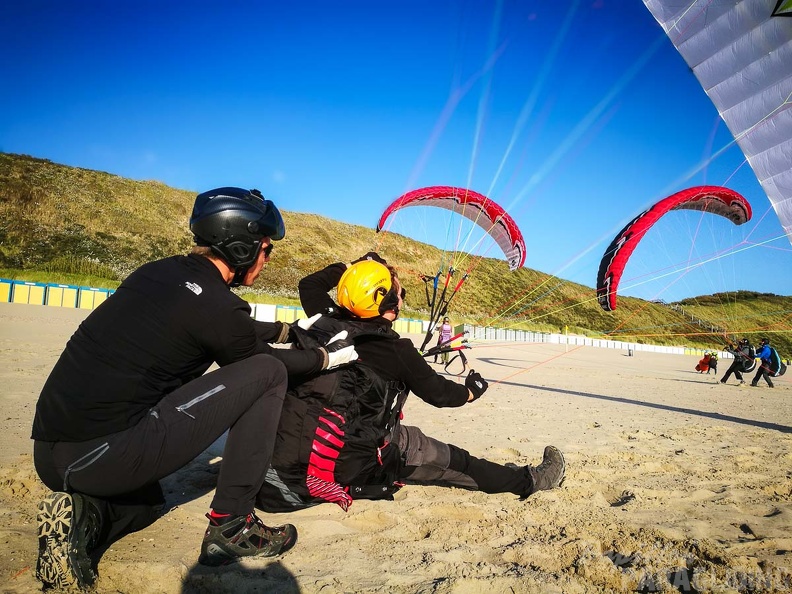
[34,354,287,546]
[752,364,774,386]
[720,359,744,382]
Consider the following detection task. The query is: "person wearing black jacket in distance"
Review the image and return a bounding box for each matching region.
[720,338,754,385]
[295,252,565,504]
[31,187,357,589]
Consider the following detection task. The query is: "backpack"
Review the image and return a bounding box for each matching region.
[768,347,787,377]
[739,345,757,373]
[257,316,407,513]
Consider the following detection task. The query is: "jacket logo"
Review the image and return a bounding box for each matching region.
[184,281,202,295]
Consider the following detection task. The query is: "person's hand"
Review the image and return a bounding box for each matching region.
[278,313,323,344]
[465,369,488,401]
[321,330,359,369]
[351,252,387,265]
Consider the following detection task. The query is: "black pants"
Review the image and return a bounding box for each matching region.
[720,360,744,382]
[752,364,774,386]
[34,354,287,546]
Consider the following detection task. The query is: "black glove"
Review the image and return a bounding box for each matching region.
[465,369,488,401]
[352,252,387,265]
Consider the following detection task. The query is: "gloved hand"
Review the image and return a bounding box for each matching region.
[465,369,488,401]
[276,313,323,343]
[320,330,359,370]
[296,313,322,331]
[351,252,387,265]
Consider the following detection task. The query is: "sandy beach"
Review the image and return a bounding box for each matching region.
[1,301,790,593]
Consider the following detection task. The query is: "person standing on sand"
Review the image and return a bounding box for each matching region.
[751,337,775,388]
[438,316,454,365]
[31,187,357,589]
[720,338,754,385]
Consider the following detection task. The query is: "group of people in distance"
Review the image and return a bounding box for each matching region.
[31,187,566,590]
[718,337,780,388]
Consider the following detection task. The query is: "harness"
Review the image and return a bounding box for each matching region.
[257,316,407,513]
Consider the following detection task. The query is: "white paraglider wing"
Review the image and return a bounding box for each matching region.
[643,0,792,244]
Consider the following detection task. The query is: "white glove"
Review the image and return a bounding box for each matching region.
[322,330,359,370]
[297,313,322,330]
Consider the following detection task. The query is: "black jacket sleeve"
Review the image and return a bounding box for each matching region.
[250,320,323,375]
[357,337,469,408]
[299,262,347,316]
[395,340,470,407]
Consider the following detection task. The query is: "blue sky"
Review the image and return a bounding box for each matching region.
[2,1,791,307]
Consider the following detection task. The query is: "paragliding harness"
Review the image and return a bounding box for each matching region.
[257,316,408,513]
[727,341,756,373]
[417,267,471,375]
[766,346,787,377]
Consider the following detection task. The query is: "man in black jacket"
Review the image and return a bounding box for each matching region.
[720,338,754,385]
[292,253,565,505]
[32,187,357,589]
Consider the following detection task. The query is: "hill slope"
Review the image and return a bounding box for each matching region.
[1,152,789,354]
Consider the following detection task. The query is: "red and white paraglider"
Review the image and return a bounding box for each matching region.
[376,185,526,271]
[596,186,752,312]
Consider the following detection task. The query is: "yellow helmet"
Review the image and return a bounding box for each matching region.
[337,260,392,318]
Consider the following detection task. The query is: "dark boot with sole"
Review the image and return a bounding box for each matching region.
[523,446,566,497]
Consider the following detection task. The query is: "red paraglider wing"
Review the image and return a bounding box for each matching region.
[377,185,526,270]
[596,186,751,312]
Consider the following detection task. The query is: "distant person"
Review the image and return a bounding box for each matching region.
[438,316,454,365]
[31,187,358,589]
[696,352,711,373]
[751,337,775,388]
[256,254,566,515]
[707,350,718,375]
[720,338,755,385]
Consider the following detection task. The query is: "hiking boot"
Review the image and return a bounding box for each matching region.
[751,382,758,387]
[198,512,297,566]
[523,446,565,497]
[719,379,727,384]
[36,492,103,589]
[738,380,746,385]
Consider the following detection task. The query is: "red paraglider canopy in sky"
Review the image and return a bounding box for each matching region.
[596,185,752,312]
[376,185,526,271]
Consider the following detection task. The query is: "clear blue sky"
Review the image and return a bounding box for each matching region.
[2,1,791,307]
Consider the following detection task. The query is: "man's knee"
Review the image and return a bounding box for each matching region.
[244,354,288,393]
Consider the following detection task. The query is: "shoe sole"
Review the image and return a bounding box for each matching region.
[36,492,96,589]
[545,446,566,489]
[36,492,77,589]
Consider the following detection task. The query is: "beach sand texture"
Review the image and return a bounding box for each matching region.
[1,301,790,593]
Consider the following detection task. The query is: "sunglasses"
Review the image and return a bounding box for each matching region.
[262,243,274,258]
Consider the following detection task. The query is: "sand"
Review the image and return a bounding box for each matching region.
[1,301,790,593]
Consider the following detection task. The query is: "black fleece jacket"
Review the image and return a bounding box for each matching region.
[33,254,324,442]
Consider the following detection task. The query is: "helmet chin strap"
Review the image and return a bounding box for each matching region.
[229,266,249,287]
[378,287,400,317]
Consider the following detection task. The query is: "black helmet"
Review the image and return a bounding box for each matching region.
[190,187,285,270]
[761,337,770,345]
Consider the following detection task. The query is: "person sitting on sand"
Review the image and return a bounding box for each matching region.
[256,253,566,514]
